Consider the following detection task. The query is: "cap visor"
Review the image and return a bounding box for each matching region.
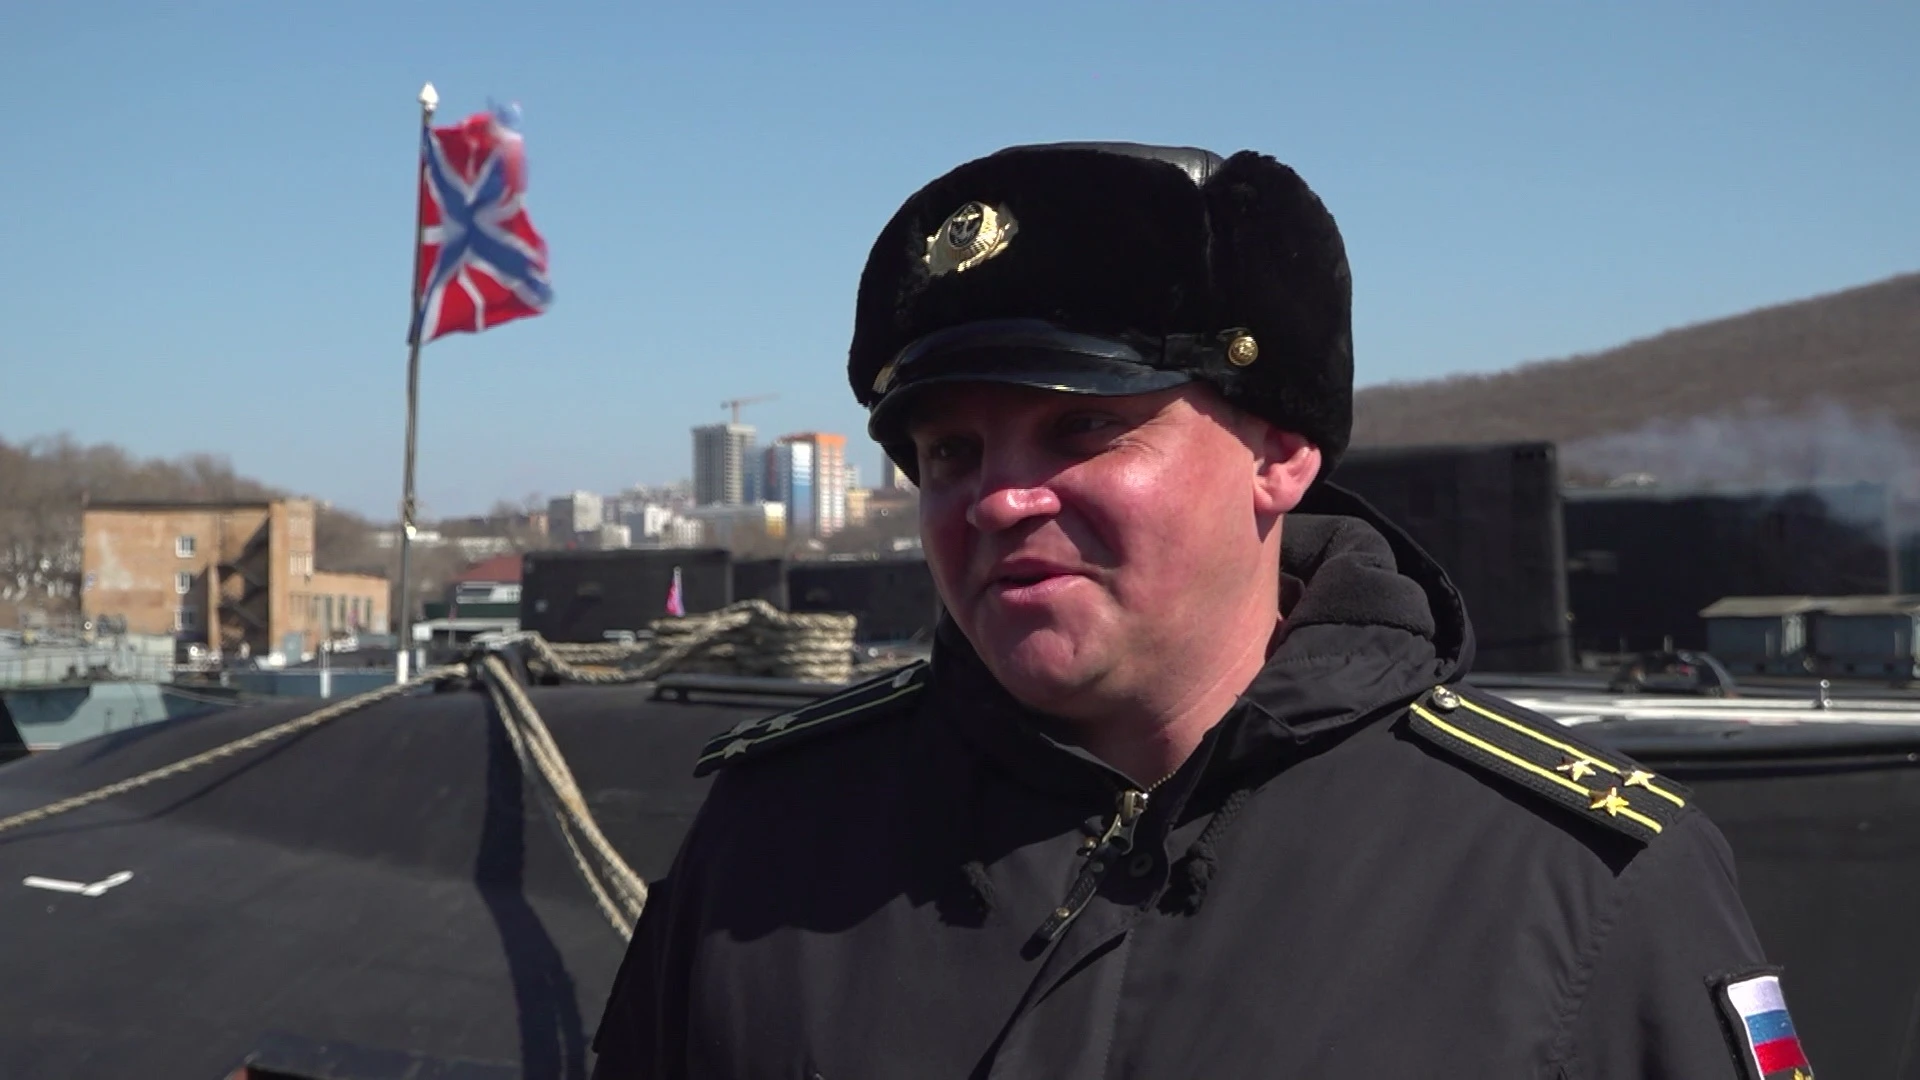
[867,321,1194,444]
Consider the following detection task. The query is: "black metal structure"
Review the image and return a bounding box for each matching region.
[1333,442,1571,673]
[787,558,942,643]
[1597,721,1920,1080]
[0,695,25,764]
[730,557,788,608]
[1564,483,1896,656]
[519,548,733,642]
[0,684,743,1078]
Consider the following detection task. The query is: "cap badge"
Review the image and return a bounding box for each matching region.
[926,201,1018,277]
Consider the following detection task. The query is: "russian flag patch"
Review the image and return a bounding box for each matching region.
[1715,970,1814,1079]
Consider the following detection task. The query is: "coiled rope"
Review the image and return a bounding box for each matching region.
[521,600,861,685]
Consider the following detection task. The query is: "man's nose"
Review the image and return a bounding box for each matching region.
[965,450,1062,532]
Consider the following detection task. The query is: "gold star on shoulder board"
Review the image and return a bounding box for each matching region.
[1556,756,1598,782]
[1624,769,1657,789]
[1589,786,1630,816]
[722,738,751,759]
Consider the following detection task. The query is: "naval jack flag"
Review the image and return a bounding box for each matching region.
[410,102,553,344]
[394,86,553,683]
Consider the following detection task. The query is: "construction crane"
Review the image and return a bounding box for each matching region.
[721,394,777,425]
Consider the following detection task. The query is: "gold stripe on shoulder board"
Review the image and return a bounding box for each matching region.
[1431,686,1686,808]
[1408,702,1667,836]
[693,662,927,775]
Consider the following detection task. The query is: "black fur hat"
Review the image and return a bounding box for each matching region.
[849,142,1353,477]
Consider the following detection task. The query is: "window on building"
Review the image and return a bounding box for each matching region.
[175,571,193,594]
[176,535,197,558]
[175,607,200,632]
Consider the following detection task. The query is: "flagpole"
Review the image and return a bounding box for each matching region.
[395,81,438,684]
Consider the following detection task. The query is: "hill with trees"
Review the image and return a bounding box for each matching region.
[1349,271,1920,488]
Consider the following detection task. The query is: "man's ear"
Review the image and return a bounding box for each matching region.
[1252,426,1322,517]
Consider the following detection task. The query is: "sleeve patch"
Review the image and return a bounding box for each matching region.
[1403,684,1688,844]
[1713,969,1815,1079]
[692,661,928,777]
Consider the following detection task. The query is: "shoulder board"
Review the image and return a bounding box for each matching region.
[1403,683,1691,844]
[692,661,929,777]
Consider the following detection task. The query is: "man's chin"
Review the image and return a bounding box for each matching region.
[976,636,1104,716]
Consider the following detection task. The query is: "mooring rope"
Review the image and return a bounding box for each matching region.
[478,653,649,938]
[0,601,887,941]
[0,664,464,836]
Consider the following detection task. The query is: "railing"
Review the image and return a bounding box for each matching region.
[0,645,175,689]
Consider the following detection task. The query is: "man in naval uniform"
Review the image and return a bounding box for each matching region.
[591,143,1813,1080]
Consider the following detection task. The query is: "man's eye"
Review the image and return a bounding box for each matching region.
[922,436,973,463]
[1058,413,1118,437]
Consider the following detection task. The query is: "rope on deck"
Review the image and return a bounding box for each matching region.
[0,603,893,940]
[0,664,465,837]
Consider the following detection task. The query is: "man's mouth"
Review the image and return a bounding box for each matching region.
[984,559,1085,601]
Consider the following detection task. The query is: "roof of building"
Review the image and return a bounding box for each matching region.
[1700,596,1825,618]
[1815,595,1920,617]
[451,553,525,585]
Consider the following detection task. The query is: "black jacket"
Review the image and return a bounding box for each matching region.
[592,491,1782,1079]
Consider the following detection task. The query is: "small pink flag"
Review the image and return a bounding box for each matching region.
[665,566,685,617]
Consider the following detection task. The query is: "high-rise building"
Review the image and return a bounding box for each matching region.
[692,423,756,506]
[765,440,816,539]
[883,459,914,491]
[742,443,765,503]
[769,432,848,539]
[814,434,848,538]
[547,491,605,541]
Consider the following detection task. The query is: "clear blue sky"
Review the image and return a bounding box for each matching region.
[3,2,1915,520]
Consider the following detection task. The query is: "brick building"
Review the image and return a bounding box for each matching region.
[82,499,388,663]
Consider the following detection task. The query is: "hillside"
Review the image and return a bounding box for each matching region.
[1351,272,1920,486]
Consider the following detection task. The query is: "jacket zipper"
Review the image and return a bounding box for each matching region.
[1029,769,1179,947]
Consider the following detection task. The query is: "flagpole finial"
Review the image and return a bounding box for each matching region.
[419,83,440,113]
